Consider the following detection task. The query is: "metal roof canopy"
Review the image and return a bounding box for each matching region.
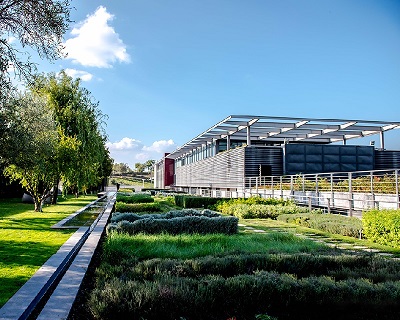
[166,115,400,160]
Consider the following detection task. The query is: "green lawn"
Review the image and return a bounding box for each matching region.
[0,195,97,307]
[243,218,400,256]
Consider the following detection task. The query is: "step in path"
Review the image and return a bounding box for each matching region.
[238,223,398,259]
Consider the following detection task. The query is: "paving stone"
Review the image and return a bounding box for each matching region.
[377,252,394,257]
[353,245,368,249]
[362,248,381,253]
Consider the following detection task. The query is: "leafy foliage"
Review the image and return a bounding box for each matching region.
[278,213,363,238]
[212,196,318,220]
[0,0,72,99]
[223,203,322,219]
[111,209,220,223]
[89,272,400,320]
[116,193,154,204]
[30,71,112,197]
[3,93,58,211]
[362,209,400,247]
[88,232,400,319]
[174,195,230,209]
[115,202,162,213]
[108,209,238,235]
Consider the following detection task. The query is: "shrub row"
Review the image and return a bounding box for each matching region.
[174,195,229,208]
[219,196,293,207]
[111,209,220,223]
[116,193,154,204]
[220,203,322,219]
[362,209,400,247]
[115,202,162,213]
[106,252,400,283]
[89,271,400,320]
[107,215,239,236]
[278,213,363,238]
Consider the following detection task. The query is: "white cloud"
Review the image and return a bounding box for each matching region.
[143,139,175,153]
[106,137,142,150]
[64,6,130,68]
[7,36,16,44]
[64,68,93,81]
[106,137,177,169]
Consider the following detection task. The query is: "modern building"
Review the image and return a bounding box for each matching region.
[154,115,400,195]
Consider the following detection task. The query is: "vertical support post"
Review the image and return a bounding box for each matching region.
[308,197,312,211]
[380,131,385,150]
[327,198,331,214]
[271,176,274,198]
[315,174,319,206]
[330,173,334,207]
[370,171,375,209]
[246,126,251,146]
[290,175,294,192]
[290,175,294,202]
[348,172,353,217]
[256,177,259,196]
[226,135,230,151]
[280,176,283,199]
[302,175,305,204]
[396,170,399,209]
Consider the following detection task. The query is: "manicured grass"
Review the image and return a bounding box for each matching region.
[103,230,329,261]
[244,218,400,255]
[0,195,97,307]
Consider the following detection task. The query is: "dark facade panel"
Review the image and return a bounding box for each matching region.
[375,150,400,170]
[244,146,283,177]
[285,144,374,175]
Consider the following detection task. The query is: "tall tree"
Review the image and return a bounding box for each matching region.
[30,71,110,199]
[0,0,72,100]
[113,163,131,174]
[144,159,155,173]
[3,92,58,211]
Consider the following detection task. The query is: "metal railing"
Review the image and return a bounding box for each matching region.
[245,169,400,215]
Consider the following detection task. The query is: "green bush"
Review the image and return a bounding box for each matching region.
[174,195,185,207]
[115,252,400,283]
[362,209,400,247]
[115,202,162,213]
[111,209,221,223]
[278,213,363,238]
[213,197,293,212]
[107,215,239,235]
[221,203,322,219]
[116,193,153,204]
[89,270,400,320]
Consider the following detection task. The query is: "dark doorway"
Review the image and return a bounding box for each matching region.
[259,165,272,176]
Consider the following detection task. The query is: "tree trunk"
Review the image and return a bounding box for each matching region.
[51,178,59,204]
[34,198,42,212]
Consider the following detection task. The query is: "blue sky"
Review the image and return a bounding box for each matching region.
[32,0,400,168]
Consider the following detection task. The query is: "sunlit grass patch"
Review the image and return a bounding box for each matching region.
[103,231,327,263]
[0,195,97,307]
